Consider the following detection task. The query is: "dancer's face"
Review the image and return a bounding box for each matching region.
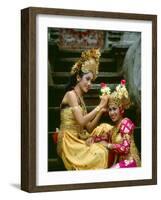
[108,103,122,123]
[78,72,93,93]
[77,58,96,93]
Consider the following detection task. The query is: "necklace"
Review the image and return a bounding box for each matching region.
[74,89,87,114]
[111,119,123,141]
[111,126,119,141]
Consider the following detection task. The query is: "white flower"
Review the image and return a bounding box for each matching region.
[116,84,121,91]
[101,87,111,95]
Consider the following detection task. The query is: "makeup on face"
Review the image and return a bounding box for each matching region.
[79,72,93,93]
[108,104,122,122]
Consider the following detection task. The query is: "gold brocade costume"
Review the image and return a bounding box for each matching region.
[57,105,113,170]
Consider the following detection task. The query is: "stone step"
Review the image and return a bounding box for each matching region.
[52,56,117,72]
[108,35,122,42]
[52,71,122,78]
[52,83,117,90]
[59,57,114,63]
[50,44,115,58]
[48,158,66,171]
[52,72,123,84]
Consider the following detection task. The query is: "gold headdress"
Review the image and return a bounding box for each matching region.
[108,80,131,109]
[70,48,101,80]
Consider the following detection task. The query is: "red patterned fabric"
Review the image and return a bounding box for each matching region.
[59,29,104,49]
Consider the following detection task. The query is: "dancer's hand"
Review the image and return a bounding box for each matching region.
[100,107,108,114]
[86,137,94,146]
[99,94,109,109]
[99,141,108,147]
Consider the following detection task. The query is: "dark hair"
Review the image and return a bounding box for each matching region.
[64,70,85,93]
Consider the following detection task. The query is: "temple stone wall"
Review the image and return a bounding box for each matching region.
[122,33,141,114]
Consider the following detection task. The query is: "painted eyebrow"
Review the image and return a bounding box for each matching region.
[109,107,117,110]
[86,76,92,80]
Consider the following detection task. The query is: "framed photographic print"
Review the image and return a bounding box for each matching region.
[21,7,157,192]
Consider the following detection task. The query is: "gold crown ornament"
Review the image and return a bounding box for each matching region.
[106,80,131,109]
[70,48,101,80]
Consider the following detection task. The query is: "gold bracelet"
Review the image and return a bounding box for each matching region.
[95,106,101,112]
[107,143,112,149]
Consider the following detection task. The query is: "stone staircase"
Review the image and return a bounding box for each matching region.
[48,32,141,171]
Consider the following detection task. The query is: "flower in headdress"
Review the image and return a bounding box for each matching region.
[108,79,131,109]
[101,82,107,88]
[121,79,126,86]
[100,83,111,97]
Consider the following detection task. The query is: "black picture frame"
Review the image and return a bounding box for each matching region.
[21,7,157,192]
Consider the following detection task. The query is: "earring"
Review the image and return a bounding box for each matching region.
[119,107,124,116]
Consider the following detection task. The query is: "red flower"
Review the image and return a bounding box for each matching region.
[100,82,107,88]
[121,79,126,85]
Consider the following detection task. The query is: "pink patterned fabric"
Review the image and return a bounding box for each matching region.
[120,118,135,136]
[93,135,109,143]
[109,118,139,168]
[112,139,130,155]
[112,159,137,168]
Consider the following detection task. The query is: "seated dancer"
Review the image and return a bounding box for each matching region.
[86,80,141,168]
[57,48,112,170]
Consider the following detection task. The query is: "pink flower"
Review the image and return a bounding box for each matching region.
[100,82,107,88]
[121,79,126,85]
